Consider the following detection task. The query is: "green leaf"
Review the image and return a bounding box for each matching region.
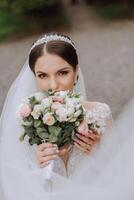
[19,132,26,142]
[71,130,76,140]
[25,127,35,138]
[49,135,58,143]
[34,120,42,128]
[36,127,47,134]
[38,132,49,140]
[29,137,41,145]
[48,126,61,136]
[29,96,39,108]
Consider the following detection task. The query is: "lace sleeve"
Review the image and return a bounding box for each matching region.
[89,102,119,165]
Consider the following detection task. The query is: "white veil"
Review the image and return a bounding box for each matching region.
[1,34,134,200]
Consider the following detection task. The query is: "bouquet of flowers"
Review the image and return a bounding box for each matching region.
[16,90,106,179]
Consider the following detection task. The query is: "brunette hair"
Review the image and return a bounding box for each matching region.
[29,32,78,73]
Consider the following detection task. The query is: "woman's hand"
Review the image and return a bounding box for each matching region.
[73,130,100,154]
[36,142,70,168]
[36,142,59,168]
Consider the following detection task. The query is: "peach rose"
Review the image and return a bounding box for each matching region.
[43,113,55,126]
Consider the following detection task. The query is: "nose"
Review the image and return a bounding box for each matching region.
[49,77,58,92]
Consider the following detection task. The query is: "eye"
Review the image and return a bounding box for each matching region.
[38,74,47,79]
[58,71,69,76]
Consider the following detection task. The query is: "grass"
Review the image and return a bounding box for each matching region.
[0,5,71,42]
[95,4,132,20]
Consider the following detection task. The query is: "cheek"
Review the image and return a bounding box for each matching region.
[59,73,75,89]
[35,78,48,91]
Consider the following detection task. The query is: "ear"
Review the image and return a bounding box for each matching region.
[74,65,79,80]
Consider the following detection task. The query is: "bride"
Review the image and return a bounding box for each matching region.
[0,32,119,200]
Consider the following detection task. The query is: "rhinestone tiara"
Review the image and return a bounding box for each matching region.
[30,34,76,51]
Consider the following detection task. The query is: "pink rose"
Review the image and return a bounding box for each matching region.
[43,113,55,126]
[18,104,31,118]
[52,96,64,103]
[51,102,63,110]
[78,121,89,136]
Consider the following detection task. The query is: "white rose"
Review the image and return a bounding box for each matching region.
[34,92,45,101]
[67,107,75,117]
[41,98,52,109]
[59,91,68,98]
[43,113,55,126]
[31,104,42,119]
[66,98,75,107]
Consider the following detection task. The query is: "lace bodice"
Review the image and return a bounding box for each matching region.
[53,102,112,178]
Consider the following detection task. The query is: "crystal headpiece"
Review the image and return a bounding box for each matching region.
[30,34,76,51]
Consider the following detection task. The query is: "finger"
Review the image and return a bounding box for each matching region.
[40,161,50,168]
[37,143,57,151]
[45,147,59,155]
[73,137,91,151]
[37,148,59,161]
[74,142,91,154]
[87,132,100,141]
[76,134,94,146]
[39,154,57,164]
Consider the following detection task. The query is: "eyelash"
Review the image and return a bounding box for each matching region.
[38,71,69,79]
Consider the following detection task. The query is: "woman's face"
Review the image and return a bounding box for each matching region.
[34,52,78,92]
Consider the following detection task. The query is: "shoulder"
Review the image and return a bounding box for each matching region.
[82,101,112,119]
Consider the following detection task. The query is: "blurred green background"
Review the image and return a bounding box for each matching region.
[0,0,134,42]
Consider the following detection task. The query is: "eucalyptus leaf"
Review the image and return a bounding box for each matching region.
[29,96,39,108]
[25,127,35,138]
[29,137,41,145]
[49,135,58,143]
[26,131,34,138]
[34,120,42,128]
[22,119,33,127]
[48,126,61,136]
[38,132,49,140]
[19,132,26,142]
[36,127,48,134]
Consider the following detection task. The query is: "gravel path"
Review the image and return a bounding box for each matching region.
[0,2,134,117]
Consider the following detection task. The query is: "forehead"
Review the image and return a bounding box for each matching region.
[34,52,72,73]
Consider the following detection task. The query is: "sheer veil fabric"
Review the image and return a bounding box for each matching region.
[1,37,133,199]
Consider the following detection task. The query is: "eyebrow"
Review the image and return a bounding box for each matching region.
[36,67,71,74]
